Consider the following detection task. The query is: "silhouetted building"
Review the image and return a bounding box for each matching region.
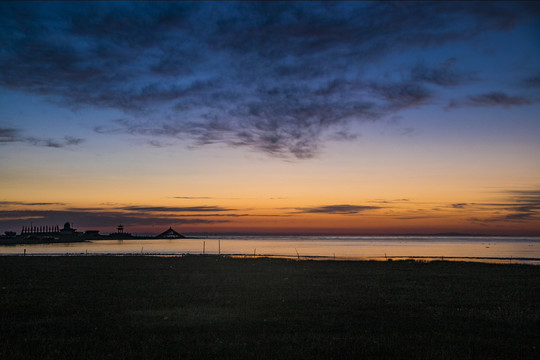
[60,222,76,235]
[8,221,88,243]
[156,227,185,239]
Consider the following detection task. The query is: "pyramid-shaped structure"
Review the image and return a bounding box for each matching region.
[156,227,185,239]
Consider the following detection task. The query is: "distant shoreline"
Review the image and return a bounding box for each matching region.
[3,232,540,244]
[2,233,539,247]
[182,232,540,237]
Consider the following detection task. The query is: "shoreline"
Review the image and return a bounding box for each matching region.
[1,252,539,265]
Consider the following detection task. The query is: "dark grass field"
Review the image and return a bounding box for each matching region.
[0,256,538,359]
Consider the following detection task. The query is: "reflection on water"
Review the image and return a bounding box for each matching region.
[0,236,538,264]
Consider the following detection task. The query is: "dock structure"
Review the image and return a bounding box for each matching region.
[0,222,85,244]
[3,223,186,244]
[20,222,76,236]
[21,224,60,235]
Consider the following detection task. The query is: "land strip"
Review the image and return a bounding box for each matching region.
[0,256,538,359]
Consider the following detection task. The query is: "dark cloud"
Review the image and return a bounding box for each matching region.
[506,189,540,198]
[295,204,380,215]
[393,216,437,220]
[26,136,85,148]
[0,201,65,206]
[64,136,85,146]
[503,190,540,220]
[466,189,540,222]
[467,92,532,107]
[173,196,213,200]
[505,212,534,220]
[0,127,21,143]
[65,208,248,218]
[0,127,19,140]
[118,205,235,213]
[0,127,84,148]
[410,58,475,86]
[368,199,410,204]
[368,82,432,109]
[451,203,468,209]
[0,2,537,158]
[522,74,540,88]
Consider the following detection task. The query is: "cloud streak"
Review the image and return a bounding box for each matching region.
[118,205,235,213]
[409,59,475,87]
[1,2,537,158]
[467,92,532,107]
[0,201,66,206]
[294,204,380,215]
[522,74,540,88]
[502,190,540,221]
[0,127,84,149]
[172,196,213,200]
[459,189,540,223]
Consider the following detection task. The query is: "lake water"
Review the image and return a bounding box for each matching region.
[1,235,539,264]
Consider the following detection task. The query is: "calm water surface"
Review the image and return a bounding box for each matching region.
[1,236,539,264]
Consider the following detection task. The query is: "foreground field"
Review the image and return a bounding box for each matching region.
[0,256,538,359]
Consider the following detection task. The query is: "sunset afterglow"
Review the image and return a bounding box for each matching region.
[1,2,539,235]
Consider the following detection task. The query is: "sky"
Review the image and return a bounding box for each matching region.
[1,1,539,236]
